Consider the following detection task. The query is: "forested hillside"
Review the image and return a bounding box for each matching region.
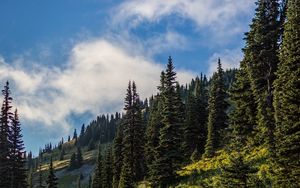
[0,0,299,187]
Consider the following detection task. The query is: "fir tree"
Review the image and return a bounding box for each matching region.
[112,124,123,188]
[46,157,58,188]
[245,0,281,153]
[92,144,102,188]
[119,81,145,187]
[77,146,83,167]
[182,89,200,161]
[59,147,65,160]
[229,58,257,148]
[73,129,78,140]
[38,161,44,188]
[194,75,208,156]
[273,0,300,186]
[102,147,113,188]
[0,81,13,187]
[220,153,257,187]
[10,109,27,188]
[151,57,184,187]
[68,153,77,170]
[145,72,165,180]
[204,60,228,158]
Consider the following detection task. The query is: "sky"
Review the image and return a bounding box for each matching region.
[0,0,256,155]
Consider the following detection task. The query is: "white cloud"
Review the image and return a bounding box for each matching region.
[207,48,243,76]
[0,39,195,138]
[113,0,255,37]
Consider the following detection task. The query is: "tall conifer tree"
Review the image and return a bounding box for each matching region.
[204,60,227,157]
[112,124,124,188]
[245,0,281,153]
[46,157,58,188]
[0,81,13,187]
[273,0,300,185]
[119,81,145,187]
[10,109,27,188]
[92,144,103,188]
[102,147,113,188]
[151,57,183,187]
[229,58,257,147]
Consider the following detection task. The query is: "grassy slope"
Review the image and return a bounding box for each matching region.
[32,140,110,188]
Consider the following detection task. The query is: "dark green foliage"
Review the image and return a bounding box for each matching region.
[92,144,103,188]
[229,59,257,148]
[0,81,13,187]
[145,72,165,180]
[145,95,164,179]
[10,109,27,188]
[119,81,145,187]
[77,146,83,167]
[73,129,78,140]
[68,153,77,171]
[204,60,228,158]
[46,157,58,188]
[68,147,83,171]
[220,153,257,187]
[245,0,281,153]
[151,57,184,186]
[273,0,300,186]
[112,124,124,188]
[182,75,208,162]
[80,124,85,137]
[118,160,134,188]
[38,161,44,188]
[59,147,65,160]
[102,147,113,188]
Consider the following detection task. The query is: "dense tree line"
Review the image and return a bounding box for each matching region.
[0,81,27,188]
[89,0,298,187]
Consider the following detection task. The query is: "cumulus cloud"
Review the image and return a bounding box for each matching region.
[207,48,243,76]
[113,0,255,37]
[0,39,195,138]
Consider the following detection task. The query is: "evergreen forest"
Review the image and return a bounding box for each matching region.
[0,0,299,187]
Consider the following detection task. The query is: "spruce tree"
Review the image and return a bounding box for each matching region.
[220,153,257,187]
[145,72,165,180]
[151,57,183,187]
[119,81,145,187]
[68,153,77,171]
[102,147,113,188]
[245,0,281,153]
[229,58,257,148]
[194,75,208,155]
[10,109,27,188]
[182,89,200,161]
[46,157,58,188]
[38,161,44,188]
[273,0,300,185]
[92,144,103,188]
[77,146,83,167]
[112,124,123,188]
[0,81,13,187]
[204,60,227,158]
[59,147,65,160]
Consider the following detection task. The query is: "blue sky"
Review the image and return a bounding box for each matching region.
[0,0,255,155]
